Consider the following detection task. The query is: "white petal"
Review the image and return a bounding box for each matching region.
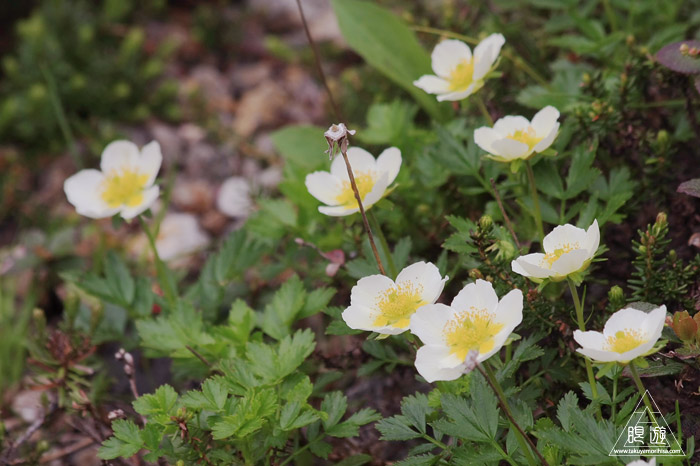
[530,106,560,137]
[217,177,253,218]
[375,147,402,185]
[489,138,531,160]
[415,345,465,382]
[431,39,472,78]
[451,279,499,314]
[576,347,621,363]
[100,140,140,173]
[550,249,591,276]
[409,304,452,346]
[493,115,530,135]
[342,304,376,331]
[120,185,160,220]
[532,123,559,153]
[584,219,600,256]
[603,308,650,336]
[318,205,358,216]
[478,325,513,364]
[473,33,505,81]
[156,213,209,261]
[304,171,343,206]
[396,261,446,304]
[435,85,475,102]
[474,127,500,154]
[138,141,163,186]
[511,254,553,279]
[573,329,606,350]
[641,306,667,341]
[350,274,395,311]
[64,169,118,219]
[330,147,376,181]
[413,75,451,94]
[493,288,523,328]
[543,223,588,253]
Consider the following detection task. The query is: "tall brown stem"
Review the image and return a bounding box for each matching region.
[340,147,386,275]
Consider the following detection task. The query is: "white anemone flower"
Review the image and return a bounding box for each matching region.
[305,147,401,216]
[511,220,599,282]
[409,280,523,382]
[64,140,162,220]
[573,305,667,364]
[474,106,561,162]
[155,213,210,262]
[413,34,505,102]
[342,262,447,335]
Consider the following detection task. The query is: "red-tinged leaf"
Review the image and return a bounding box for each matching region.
[677,178,700,198]
[656,40,700,74]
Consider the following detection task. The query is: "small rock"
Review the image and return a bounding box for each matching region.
[217,177,253,218]
[170,177,215,214]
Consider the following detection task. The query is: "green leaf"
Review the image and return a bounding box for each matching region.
[330,0,449,120]
[98,420,144,459]
[376,416,422,441]
[358,100,417,146]
[321,391,348,429]
[227,299,256,344]
[270,125,328,171]
[276,329,316,380]
[280,401,319,430]
[262,275,306,340]
[401,393,430,434]
[299,287,335,319]
[334,454,372,466]
[104,250,135,306]
[133,385,178,417]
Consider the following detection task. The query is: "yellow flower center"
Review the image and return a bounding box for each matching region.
[605,329,647,353]
[443,308,504,361]
[448,59,475,92]
[101,168,149,208]
[506,126,542,150]
[541,243,579,268]
[335,171,376,209]
[373,281,426,329]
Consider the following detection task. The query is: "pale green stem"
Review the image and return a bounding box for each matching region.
[368,211,398,278]
[567,279,601,420]
[475,95,494,126]
[611,371,619,421]
[629,363,658,426]
[138,216,177,306]
[524,160,544,243]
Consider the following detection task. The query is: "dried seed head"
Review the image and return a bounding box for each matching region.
[108,409,126,420]
[324,123,356,159]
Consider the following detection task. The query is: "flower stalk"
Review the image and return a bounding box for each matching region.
[629,362,659,427]
[567,278,601,418]
[368,211,398,278]
[524,160,544,243]
[139,216,177,306]
[478,364,549,466]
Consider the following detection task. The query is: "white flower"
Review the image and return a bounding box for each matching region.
[217,176,253,218]
[511,220,599,282]
[64,140,162,220]
[155,213,209,262]
[342,262,447,335]
[573,306,666,364]
[474,106,560,162]
[628,459,656,466]
[305,146,401,216]
[413,34,505,102]
[409,280,523,382]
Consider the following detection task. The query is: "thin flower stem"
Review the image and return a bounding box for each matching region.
[340,148,386,276]
[524,160,544,243]
[475,95,494,126]
[567,279,602,420]
[295,0,342,122]
[479,364,549,466]
[629,363,659,426]
[368,211,398,278]
[611,371,619,421]
[490,178,520,249]
[138,216,177,306]
[411,25,479,44]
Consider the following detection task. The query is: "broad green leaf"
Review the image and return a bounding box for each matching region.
[98,420,143,459]
[270,125,328,171]
[376,415,422,441]
[330,0,449,120]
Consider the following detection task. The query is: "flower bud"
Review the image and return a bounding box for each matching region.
[671,311,698,342]
[608,285,625,310]
[656,212,667,227]
[479,215,493,230]
[656,130,669,146]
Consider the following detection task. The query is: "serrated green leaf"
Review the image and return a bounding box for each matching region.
[321,391,348,429]
[376,415,422,441]
[133,385,178,416]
